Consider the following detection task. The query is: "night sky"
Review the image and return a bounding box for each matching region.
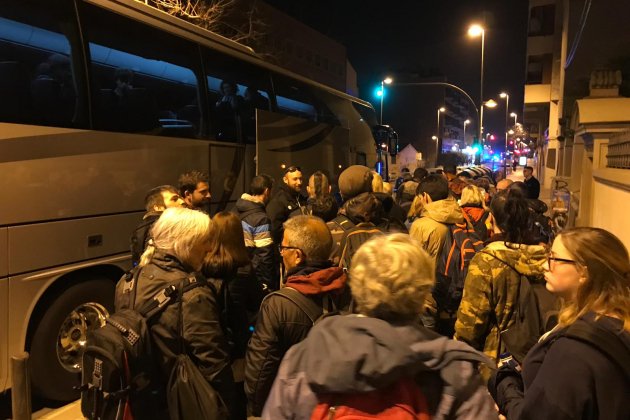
[264,0,530,152]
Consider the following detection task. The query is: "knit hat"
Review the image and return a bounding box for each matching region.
[401,180,419,200]
[338,165,373,199]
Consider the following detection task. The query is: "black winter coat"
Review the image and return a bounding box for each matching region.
[244,262,351,416]
[493,312,630,420]
[266,183,306,244]
[131,251,236,412]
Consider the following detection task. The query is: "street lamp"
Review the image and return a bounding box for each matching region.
[379,77,393,124]
[436,107,445,164]
[463,119,470,144]
[510,112,518,125]
[432,135,439,166]
[479,99,497,149]
[500,92,509,177]
[468,23,485,141]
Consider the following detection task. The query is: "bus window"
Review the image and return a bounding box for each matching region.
[79,3,202,138]
[203,48,272,143]
[272,75,340,125]
[0,1,80,127]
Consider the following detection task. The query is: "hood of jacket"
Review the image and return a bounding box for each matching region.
[293,315,490,393]
[285,261,347,296]
[135,250,195,306]
[421,198,464,224]
[481,240,547,277]
[235,193,265,213]
[462,206,486,223]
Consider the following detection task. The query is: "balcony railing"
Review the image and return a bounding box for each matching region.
[607,130,630,169]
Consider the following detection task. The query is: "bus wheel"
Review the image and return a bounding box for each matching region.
[29,278,114,402]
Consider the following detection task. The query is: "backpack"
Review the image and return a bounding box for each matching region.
[311,377,431,420]
[556,320,630,379]
[329,215,384,269]
[484,252,559,363]
[80,269,207,420]
[434,222,485,316]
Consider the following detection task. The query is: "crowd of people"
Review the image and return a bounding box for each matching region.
[119,164,630,420]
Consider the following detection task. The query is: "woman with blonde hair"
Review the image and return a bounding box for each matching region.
[490,227,630,419]
[263,234,497,419]
[459,184,490,240]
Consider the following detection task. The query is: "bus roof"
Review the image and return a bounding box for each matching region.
[88,0,375,111]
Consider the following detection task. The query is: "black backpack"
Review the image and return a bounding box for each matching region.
[434,222,485,315]
[80,269,205,420]
[336,219,384,269]
[484,252,559,363]
[268,286,342,325]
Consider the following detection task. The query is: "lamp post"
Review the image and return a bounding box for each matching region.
[432,135,439,166]
[436,107,445,165]
[500,92,509,177]
[479,99,497,149]
[510,112,517,125]
[468,24,485,141]
[379,77,393,124]
[463,119,470,145]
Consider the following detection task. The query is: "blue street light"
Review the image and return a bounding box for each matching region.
[375,87,384,98]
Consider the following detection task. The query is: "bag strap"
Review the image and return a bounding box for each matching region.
[563,321,630,379]
[137,273,205,323]
[334,214,355,232]
[270,287,323,324]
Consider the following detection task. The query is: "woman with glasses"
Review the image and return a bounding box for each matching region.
[490,227,630,419]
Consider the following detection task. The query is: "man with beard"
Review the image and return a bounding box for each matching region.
[178,170,211,212]
[130,185,184,266]
[266,166,306,244]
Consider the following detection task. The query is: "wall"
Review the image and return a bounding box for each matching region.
[591,168,630,250]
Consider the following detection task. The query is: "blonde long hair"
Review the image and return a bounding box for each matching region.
[557,227,630,332]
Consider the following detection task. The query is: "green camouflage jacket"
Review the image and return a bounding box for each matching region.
[454,241,547,367]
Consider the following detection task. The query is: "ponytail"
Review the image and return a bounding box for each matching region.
[139,238,156,267]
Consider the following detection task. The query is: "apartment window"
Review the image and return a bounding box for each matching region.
[529,5,555,36]
[526,54,553,84]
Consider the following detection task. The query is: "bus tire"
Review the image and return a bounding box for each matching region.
[29,277,115,402]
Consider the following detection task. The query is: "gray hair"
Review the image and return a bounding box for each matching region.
[140,207,212,268]
[283,215,332,262]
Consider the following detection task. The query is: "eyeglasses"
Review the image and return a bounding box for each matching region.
[284,166,301,174]
[547,254,578,269]
[278,245,302,254]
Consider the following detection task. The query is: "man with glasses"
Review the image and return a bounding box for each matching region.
[244,215,351,417]
[266,165,307,244]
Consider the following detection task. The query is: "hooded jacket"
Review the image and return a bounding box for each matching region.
[455,241,548,368]
[409,198,465,266]
[235,193,275,290]
[262,315,498,419]
[244,261,350,416]
[266,182,307,244]
[494,313,630,420]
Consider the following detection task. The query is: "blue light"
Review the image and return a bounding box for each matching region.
[472,146,480,154]
[374,87,384,98]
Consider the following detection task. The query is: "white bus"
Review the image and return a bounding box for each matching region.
[0,0,382,401]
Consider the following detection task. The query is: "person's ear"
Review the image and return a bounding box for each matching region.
[328,185,332,193]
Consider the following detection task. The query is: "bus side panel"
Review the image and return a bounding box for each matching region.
[0,276,7,393]
[0,125,209,226]
[208,143,248,214]
[8,213,141,275]
[256,110,350,180]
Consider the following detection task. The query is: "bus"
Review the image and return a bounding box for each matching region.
[0,0,383,401]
